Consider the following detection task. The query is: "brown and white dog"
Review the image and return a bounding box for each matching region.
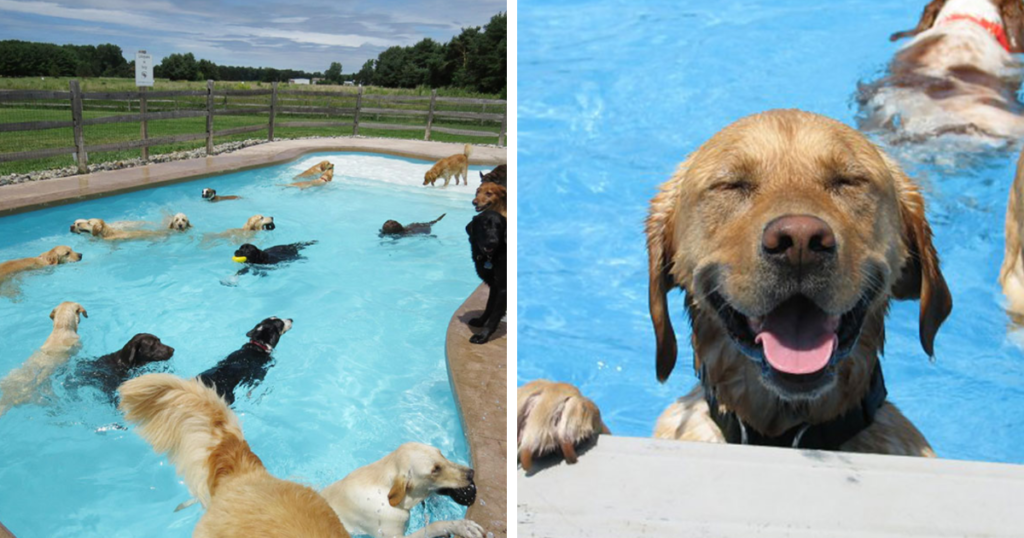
[118,374,348,537]
[472,183,507,218]
[424,145,472,187]
[858,0,1024,145]
[320,443,484,538]
[0,246,82,284]
[0,301,88,417]
[518,110,952,470]
[71,215,191,240]
[202,188,241,202]
[295,160,335,179]
[286,168,334,190]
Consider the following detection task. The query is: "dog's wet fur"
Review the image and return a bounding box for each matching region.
[196,317,293,405]
[466,211,507,344]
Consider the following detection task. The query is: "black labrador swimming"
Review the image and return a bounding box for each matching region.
[380,213,446,238]
[230,241,316,278]
[71,333,175,396]
[466,210,507,344]
[197,316,292,405]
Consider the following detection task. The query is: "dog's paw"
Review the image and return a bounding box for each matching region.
[468,316,485,327]
[469,332,491,344]
[517,380,609,472]
[446,519,484,538]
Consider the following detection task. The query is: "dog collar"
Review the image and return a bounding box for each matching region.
[939,14,1012,52]
[248,340,273,354]
[702,360,887,450]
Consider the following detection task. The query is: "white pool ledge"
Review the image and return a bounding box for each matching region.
[518,435,1024,537]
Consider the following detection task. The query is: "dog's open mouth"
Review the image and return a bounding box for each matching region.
[438,483,477,506]
[707,291,872,387]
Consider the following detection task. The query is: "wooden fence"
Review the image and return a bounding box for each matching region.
[0,80,507,173]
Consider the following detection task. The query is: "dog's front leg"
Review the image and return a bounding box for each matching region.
[469,286,504,344]
[407,519,484,538]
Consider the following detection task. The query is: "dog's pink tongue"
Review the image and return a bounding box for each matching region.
[754,301,839,375]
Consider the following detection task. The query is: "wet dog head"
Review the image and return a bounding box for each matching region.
[168,213,192,231]
[70,219,106,237]
[466,210,506,262]
[49,301,87,331]
[233,244,266,264]
[473,183,507,213]
[646,110,951,407]
[386,443,476,508]
[202,188,217,200]
[41,246,83,265]
[115,333,175,369]
[245,316,292,351]
[381,220,405,235]
[244,215,275,231]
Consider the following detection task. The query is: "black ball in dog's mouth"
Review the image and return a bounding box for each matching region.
[437,483,476,506]
[262,222,276,231]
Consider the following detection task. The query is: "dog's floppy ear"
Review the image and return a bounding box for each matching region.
[387,474,410,507]
[76,304,88,319]
[890,0,946,41]
[246,325,260,339]
[90,221,104,237]
[49,307,57,320]
[646,162,693,382]
[41,249,60,265]
[888,162,952,357]
[1000,0,1024,53]
[122,339,138,366]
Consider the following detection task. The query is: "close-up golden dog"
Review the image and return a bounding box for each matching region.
[295,160,335,179]
[472,182,507,217]
[203,214,275,243]
[0,246,82,284]
[858,0,1024,144]
[320,443,483,538]
[286,168,334,189]
[70,216,190,240]
[518,109,953,469]
[118,373,348,538]
[424,144,472,187]
[0,301,87,417]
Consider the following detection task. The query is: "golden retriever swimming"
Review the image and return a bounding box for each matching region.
[295,160,334,179]
[472,183,507,218]
[285,168,334,190]
[0,246,82,284]
[320,443,483,538]
[0,301,87,417]
[424,145,472,187]
[517,110,953,469]
[858,0,1024,145]
[70,215,190,240]
[118,374,348,538]
[203,215,275,243]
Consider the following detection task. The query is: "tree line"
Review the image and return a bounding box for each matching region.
[0,12,505,93]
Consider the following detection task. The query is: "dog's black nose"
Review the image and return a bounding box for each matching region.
[762,214,836,268]
[466,469,474,482]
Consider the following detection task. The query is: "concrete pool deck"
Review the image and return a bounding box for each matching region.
[446,284,507,538]
[518,435,1024,537]
[0,138,506,216]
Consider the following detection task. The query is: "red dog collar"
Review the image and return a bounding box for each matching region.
[248,340,272,353]
[941,14,1012,52]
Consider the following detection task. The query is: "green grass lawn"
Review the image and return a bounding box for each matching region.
[0,78,505,175]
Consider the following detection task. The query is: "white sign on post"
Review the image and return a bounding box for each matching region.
[135,51,153,87]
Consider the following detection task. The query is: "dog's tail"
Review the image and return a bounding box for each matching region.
[464,144,473,158]
[429,213,446,225]
[118,373,265,508]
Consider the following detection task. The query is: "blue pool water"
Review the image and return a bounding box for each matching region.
[518,0,1024,464]
[0,152,490,537]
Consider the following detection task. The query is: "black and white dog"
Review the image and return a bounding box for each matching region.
[197,317,292,405]
[71,333,175,396]
[465,210,507,344]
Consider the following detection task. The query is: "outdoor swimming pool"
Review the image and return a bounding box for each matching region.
[0,152,490,537]
[518,0,1024,464]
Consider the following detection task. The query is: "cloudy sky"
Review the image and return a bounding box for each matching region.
[0,0,505,73]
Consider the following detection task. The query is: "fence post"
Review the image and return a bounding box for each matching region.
[498,106,506,148]
[424,89,437,141]
[352,86,363,136]
[139,86,149,160]
[268,81,278,142]
[205,80,214,155]
[69,80,88,174]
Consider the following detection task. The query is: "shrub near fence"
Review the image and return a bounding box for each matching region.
[0,79,506,175]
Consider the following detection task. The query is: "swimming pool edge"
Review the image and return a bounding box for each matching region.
[445,283,508,538]
[0,138,507,217]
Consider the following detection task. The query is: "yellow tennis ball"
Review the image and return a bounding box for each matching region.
[232,256,247,263]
